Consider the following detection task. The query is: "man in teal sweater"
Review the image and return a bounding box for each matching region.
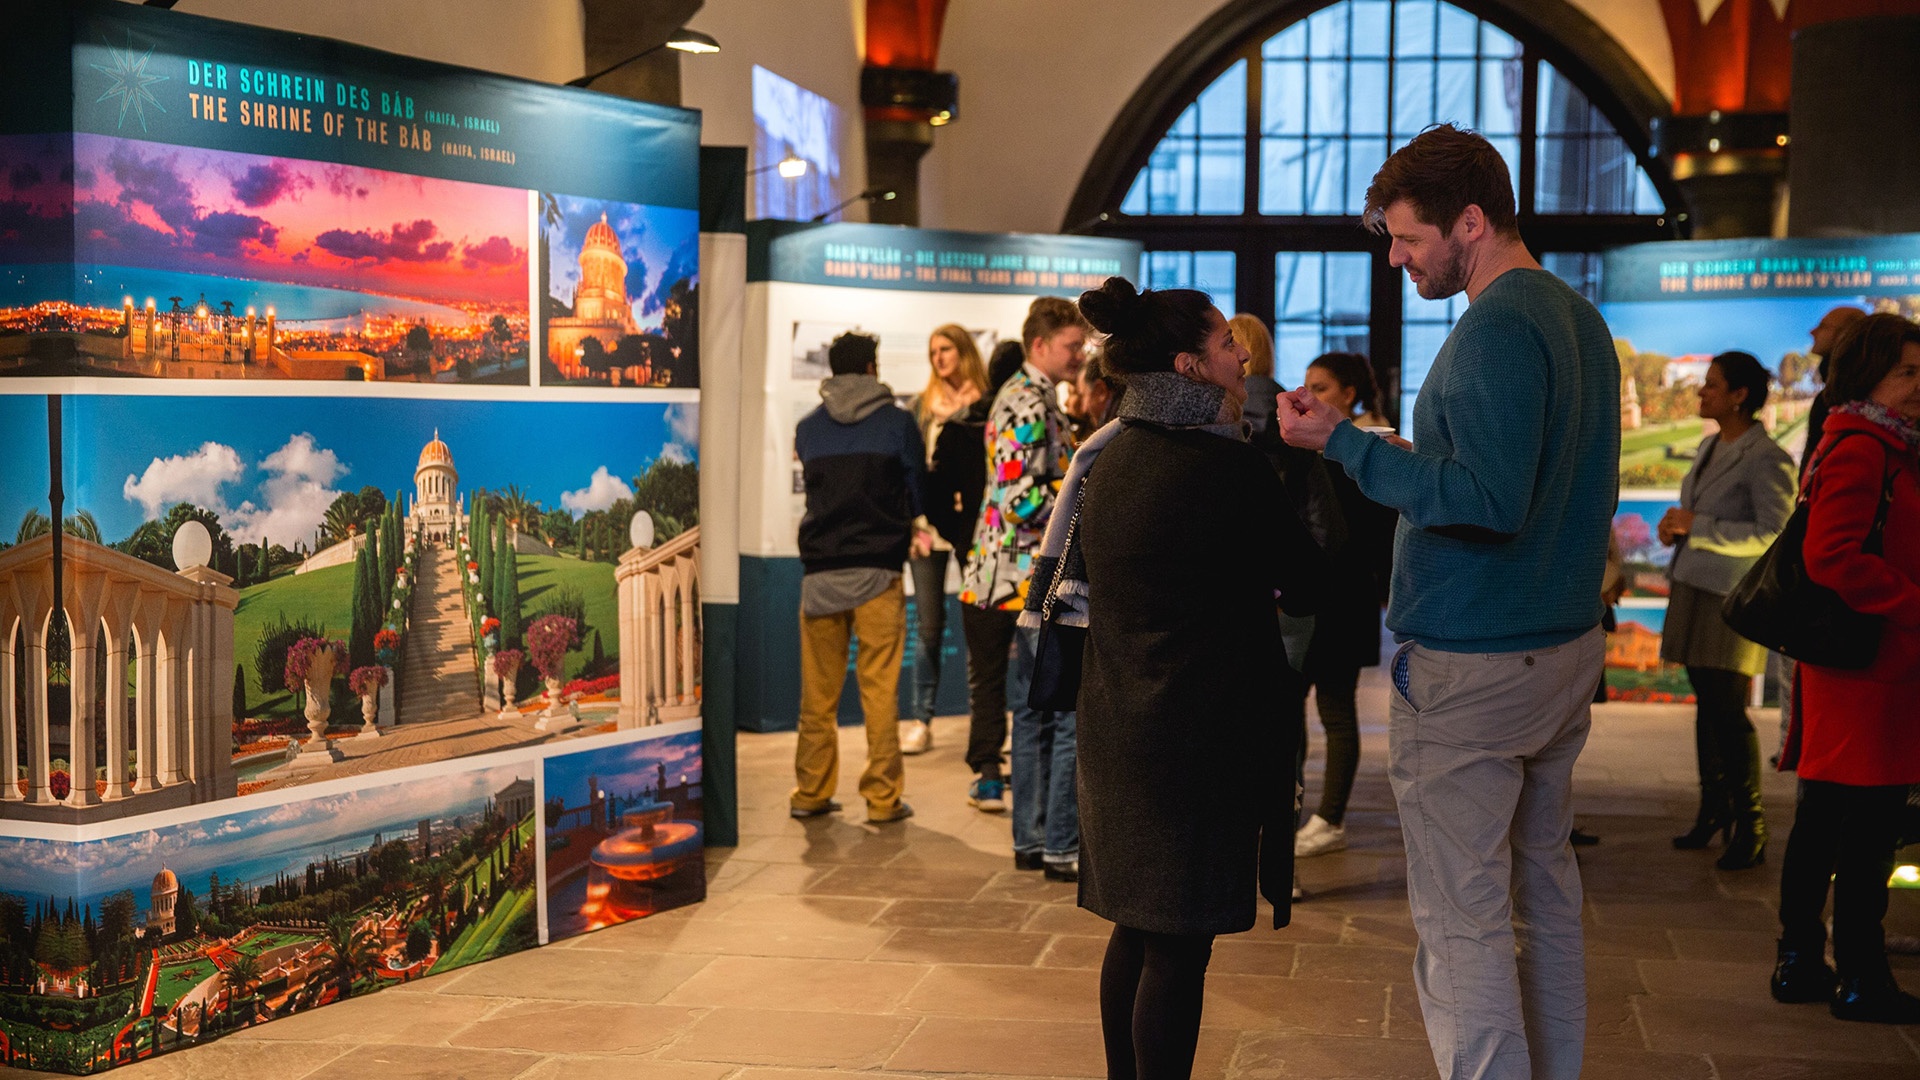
[1281,124,1618,1080]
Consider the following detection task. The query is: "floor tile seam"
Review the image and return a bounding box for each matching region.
[1622,992,1661,1052]
[242,1039,359,1080]
[630,1004,721,1064]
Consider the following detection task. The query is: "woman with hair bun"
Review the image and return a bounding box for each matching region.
[1031,276,1327,1078]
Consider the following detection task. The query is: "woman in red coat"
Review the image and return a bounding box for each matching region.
[1772,313,1920,1024]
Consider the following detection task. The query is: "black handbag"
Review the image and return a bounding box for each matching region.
[1027,499,1086,713]
[1720,432,1897,670]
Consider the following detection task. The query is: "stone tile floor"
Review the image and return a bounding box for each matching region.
[22,688,1919,1079]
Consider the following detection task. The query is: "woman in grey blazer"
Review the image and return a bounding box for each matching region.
[1658,351,1798,870]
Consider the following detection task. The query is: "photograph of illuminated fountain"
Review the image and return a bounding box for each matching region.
[541,727,703,940]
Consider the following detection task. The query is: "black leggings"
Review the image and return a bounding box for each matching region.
[1687,665,1763,818]
[1779,779,1908,981]
[1099,924,1215,1080]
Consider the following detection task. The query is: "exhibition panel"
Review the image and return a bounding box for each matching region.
[722,221,1138,732]
[1597,232,1920,701]
[0,2,707,1071]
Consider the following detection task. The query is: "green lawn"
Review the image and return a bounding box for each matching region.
[232,930,316,958]
[151,960,215,1011]
[433,816,537,973]
[233,563,355,716]
[516,555,618,682]
[431,886,534,974]
[1620,417,1707,457]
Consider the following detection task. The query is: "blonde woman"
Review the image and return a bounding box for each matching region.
[904,324,988,754]
[1231,314,1281,438]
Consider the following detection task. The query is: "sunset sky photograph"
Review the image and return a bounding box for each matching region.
[59,133,529,309]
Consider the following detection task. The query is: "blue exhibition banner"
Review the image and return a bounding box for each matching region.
[748,220,1142,296]
[18,0,699,208]
[1602,233,1920,304]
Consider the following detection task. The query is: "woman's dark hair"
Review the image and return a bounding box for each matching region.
[1076,277,1213,375]
[1307,352,1382,416]
[986,339,1025,394]
[1823,312,1920,406]
[1710,350,1770,418]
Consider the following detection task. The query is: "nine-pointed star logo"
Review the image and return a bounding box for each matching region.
[91,35,169,133]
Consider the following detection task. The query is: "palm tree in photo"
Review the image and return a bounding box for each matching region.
[500,486,540,531]
[321,500,360,548]
[63,510,102,544]
[223,952,261,1024]
[16,508,50,543]
[321,913,377,999]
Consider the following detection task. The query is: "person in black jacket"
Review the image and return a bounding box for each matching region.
[1069,278,1328,1079]
[1290,352,1399,859]
[791,332,925,824]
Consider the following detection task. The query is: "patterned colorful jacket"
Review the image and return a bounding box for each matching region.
[960,364,1074,611]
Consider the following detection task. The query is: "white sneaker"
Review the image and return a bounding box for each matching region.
[1294,813,1348,857]
[899,720,931,755]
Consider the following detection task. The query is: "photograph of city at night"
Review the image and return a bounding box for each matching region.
[0,132,530,383]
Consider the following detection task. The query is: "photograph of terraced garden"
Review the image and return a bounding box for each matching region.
[0,760,536,1073]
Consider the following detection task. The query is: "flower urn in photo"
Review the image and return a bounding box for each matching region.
[491,648,524,719]
[285,638,347,769]
[526,614,581,732]
[349,666,388,740]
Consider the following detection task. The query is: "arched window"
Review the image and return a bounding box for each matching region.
[1078,0,1678,425]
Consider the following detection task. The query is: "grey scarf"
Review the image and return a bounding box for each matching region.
[1019,370,1246,630]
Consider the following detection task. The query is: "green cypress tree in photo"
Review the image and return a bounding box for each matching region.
[349,530,376,671]
[473,495,491,598]
[231,663,247,723]
[497,525,523,649]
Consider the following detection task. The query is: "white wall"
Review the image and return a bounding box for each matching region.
[161,0,585,84]
[679,0,872,221]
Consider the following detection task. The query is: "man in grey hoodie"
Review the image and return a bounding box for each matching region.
[790,331,927,823]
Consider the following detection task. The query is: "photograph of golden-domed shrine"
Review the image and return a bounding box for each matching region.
[538,192,698,388]
[0,393,702,822]
[543,726,703,941]
[0,759,537,1073]
[0,133,530,384]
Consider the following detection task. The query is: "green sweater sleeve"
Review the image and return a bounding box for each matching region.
[1328,308,1550,541]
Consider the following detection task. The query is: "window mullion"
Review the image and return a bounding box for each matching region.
[1518,47,1540,218]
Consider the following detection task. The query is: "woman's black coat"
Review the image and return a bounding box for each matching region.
[1076,421,1329,935]
[1306,458,1397,672]
[925,401,989,551]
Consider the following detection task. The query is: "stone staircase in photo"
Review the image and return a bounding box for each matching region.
[397,545,481,726]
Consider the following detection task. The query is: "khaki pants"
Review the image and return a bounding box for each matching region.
[1389,626,1604,1080]
[794,582,906,818]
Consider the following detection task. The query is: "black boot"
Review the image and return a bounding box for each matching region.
[1716,730,1768,870]
[1673,794,1730,849]
[1831,974,1920,1024]
[1770,940,1836,1004]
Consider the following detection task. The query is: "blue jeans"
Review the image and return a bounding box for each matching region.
[1007,623,1079,862]
[907,551,949,723]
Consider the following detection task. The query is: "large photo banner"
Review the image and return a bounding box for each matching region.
[0,3,705,1072]
[2,0,699,388]
[1598,234,1920,700]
